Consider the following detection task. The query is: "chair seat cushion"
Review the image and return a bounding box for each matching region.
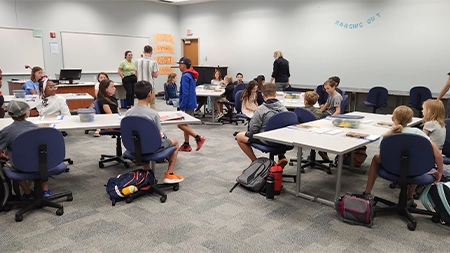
[123,146,177,162]
[236,113,250,120]
[443,156,450,165]
[363,101,387,107]
[100,129,121,136]
[378,166,436,185]
[250,143,294,154]
[3,162,67,181]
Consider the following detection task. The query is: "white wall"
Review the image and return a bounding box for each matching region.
[0,0,179,93]
[179,0,450,92]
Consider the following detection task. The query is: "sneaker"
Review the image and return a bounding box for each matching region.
[179,144,192,152]
[215,112,223,119]
[277,158,288,169]
[318,151,330,162]
[94,132,101,137]
[43,189,53,198]
[22,191,35,201]
[163,172,184,184]
[195,136,206,151]
[195,110,204,116]
[407,197,415,207]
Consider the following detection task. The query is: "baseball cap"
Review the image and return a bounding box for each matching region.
[7,99,36,118]
[176,57,192,66]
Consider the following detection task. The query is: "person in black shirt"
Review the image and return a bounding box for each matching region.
[270,50,290,91]
[437,72,450,117]
[214,75,234,119]
[97,79,119,114]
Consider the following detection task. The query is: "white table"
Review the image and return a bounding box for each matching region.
[195,86,225,124]
[276,91,319,109]
[4,94,94,103]
[0,111,201,131]
[254,111,422,206]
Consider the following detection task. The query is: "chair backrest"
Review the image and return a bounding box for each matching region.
[93,100,101,114]
[233,83,245,98]
[442,118,450,157]
[256,90,264,105]
[234,90,244,113]
[367,86,388,107]
[409,86,432,107]
[294,107,317,123]
[265,111,298,132]
[120,116,162,154]
[163,83,169,102]
[380,134,435,178]
[316,84,328,105]
[340,94,349,114]
[12,128,66,172]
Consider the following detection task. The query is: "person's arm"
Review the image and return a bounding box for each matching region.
[248,109,262,135]
[244,99,254,111]
[422,121,433,136]
[430,141,443,183]
[179,76,188,111]
[333,106,341,115]
[28,88,37,95]
[102,104,113,114]
[60,99,71,116]
[152,62,159,78]
[437,75,450,100]
[94,90,99,98]
[320,103,328,111]
[270,61,277,83]
[118,68,124,79]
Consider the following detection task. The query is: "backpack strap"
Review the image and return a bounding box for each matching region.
[229,182,239,193]
[437,182,450,215]
[421,185,434,211]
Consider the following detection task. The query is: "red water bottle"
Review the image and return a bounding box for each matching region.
[270,165,283,195]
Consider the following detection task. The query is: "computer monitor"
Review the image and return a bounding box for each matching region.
[59,69,82,84]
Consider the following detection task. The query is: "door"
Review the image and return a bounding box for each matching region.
[182,39,199,66]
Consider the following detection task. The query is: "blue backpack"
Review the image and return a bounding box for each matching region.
[105,169,155,206]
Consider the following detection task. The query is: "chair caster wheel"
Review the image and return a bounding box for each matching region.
[326,170,332,175]
[15,214,23,222]
[300,169,305,174]
[85,130,89,134]
[289,162,294,166]
[160,196,167,203]
[56,207,64,216]
[99,162,104,168]
[124,163,130,168]
[2,205,11,212]
[126,197,132,203]
[67,195,73,201]
[407,223,416,231]
[173,184,179,191]
[68,159,74,165]
[432,214,441,223]
[389,182,397,189]
[65,168,70,172]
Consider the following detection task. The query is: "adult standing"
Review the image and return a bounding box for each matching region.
[22,66,43,95]
[118,50,137,109]
[437,72,450,117]
[269,50,290,91]
[135,45,159,109]
[0,69,4,118]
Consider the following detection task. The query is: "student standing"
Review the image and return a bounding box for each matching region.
[118,51,137,109]
[0,69,4,118]
[135,45,159,109]
[176,57,206,152]
[22,66,43,95]
[436,72,450,117]
[270,51,290,91]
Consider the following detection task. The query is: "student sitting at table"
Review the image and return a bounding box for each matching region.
[97,79,119,114]
[94,72,109,99]
[421,99,446,150]
[328,76,343,95]
[234,72,244,85]
[255,75,265,91]
[303,91,322,120]
[125,80,183,184]
[22,66,43,95]
[0,99,53,199]
[35,78,70,117]
[241,80,259,118]
[363,106,443,206]
[214,75,234,119]
[235,82,288,167]
[165,73,179,107]
[320,80,342,118]
[211,70,223,86]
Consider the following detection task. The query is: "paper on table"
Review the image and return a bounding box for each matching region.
[287,124,319,132]
[324,129,343,135]
[346,131,380,141]
[34,120,62,125]
[362,120,373,124]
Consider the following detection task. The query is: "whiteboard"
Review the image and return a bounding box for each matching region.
[0,27,45,75]
[61,31,150,73]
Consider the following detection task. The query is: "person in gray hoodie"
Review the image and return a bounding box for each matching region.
[236,82,288,166]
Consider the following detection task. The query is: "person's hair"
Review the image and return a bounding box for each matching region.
[213,70,222,81]
[144,45,153,54]
[328,76,340,86]
[241,80,257,101]
[304,91,319,105]
[8,112,26,121]
[236,72,243,78]
[97,72,109,82]
[224,75,232,84]
[134,80,153,100]
[124,50,132,59]
[30,66,43,82]
[323,80,336,88]
[384,106,413,136]
[0,68,2,80]
[262,82,277,97]
[97,79,115,105]
[422,99,445,127]
[166,73,177,86]
[274,50,283,59]
[256,75,265,90]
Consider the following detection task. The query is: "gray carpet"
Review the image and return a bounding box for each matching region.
[1,98,450,253]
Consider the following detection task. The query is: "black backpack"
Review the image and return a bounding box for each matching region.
[421,182,450,225]
[230,157,275,193]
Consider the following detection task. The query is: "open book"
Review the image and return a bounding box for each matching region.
[346,131,380,141]
[160,113,185,121]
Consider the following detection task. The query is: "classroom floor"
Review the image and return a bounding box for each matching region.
[1,97,449,252]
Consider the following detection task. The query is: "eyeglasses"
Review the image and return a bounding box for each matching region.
[46,86,58,90]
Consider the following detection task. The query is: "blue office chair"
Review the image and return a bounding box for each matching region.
[2,128,73,222]
[363,86,389,113]
[374,134,438,231]
[408,86,432,117]
[121,116,179,203]
[316,84,328,105]
[218,82,245,125]
[94,100,129,169]
[340,94,349,114]
[250,111,297,163]
[288,108,332,175]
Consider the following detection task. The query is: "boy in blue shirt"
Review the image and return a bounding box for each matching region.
[125,81,183,184]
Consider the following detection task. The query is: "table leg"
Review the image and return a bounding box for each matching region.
[295,146,302,197]
[335,154,344,200]
[203,96,222,125]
